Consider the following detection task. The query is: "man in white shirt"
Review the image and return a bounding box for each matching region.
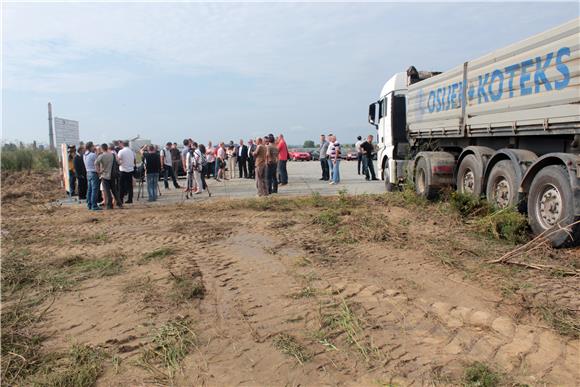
[117,141,136,204]
[161,142,181,190]
[355,135,363,175]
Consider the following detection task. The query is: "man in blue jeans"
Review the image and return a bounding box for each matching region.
[83,142,101,210]
[142,144,161,202]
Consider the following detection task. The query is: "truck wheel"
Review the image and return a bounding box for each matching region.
[486,160,518,208]
[383,164,393,192]
[457,154,482,196]
[415,157,437,199]
[528,165,579,247]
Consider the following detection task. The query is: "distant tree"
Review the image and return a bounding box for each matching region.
[303,140,315,148]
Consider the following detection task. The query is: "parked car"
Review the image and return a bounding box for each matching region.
[289,149,312,161]
[346,151,358,161]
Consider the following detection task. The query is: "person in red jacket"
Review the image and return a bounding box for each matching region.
[277,133,289,185]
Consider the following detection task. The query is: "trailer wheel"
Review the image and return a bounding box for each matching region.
[528,165,578,247]
[383,164,393,192]
[415,157,437,199]
[457,154,482,196]
[486,160,518,208]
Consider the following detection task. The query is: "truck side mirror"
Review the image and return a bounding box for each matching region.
[368,103,378,128]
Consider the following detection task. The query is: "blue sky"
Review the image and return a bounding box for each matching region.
[2,2,578,146]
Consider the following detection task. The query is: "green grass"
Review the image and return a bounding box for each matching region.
[2,252,124,294]
[463,362,500,387]
[312,209,341,228]
[1,249,38,293]
[318,299,380,362]
[42,254,125,291]
[537,303,580,338]
[474,208,528,244]
[273,333,311,365]
[141,247,175,264]
[34,344,107,387]
[1,146,59,172]
[74,232,109,245]
[137,318,197,384]
[1,298,46,384]
[450,192,491,218]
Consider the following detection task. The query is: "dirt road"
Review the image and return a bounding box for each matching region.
[1,171,579,386]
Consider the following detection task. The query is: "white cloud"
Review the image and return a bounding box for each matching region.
[2,3,381,93]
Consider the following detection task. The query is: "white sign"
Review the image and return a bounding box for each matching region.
[54,117,79,151]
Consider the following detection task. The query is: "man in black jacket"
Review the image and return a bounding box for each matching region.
[237,139,248,178]
[247,138,256,179]
[74,145,87,200]
[361,135,378,181]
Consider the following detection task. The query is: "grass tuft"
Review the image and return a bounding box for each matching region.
[1,249,38,293]
[273,333,311,364]
[35,344,107,387]
[537,303,579,338]
[137,317,197,384]
[450,192,490,218]
[319,299,380,362]
[141,247,174,264]
[312,209,341,228]
[474,208,528,244]
[74,232,109,245]
[289,286,317,299]
[44,254,125,291]
[463,362,500,387]
[1,298,45,384]
[170,270,205,303]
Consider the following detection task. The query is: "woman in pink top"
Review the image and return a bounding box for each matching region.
[277,134,289,185]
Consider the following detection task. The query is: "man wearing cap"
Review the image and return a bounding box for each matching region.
[161,141,181,190]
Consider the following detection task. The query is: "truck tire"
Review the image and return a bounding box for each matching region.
[383,164,394,192]
[457,154,482,196]
[486,160,518,208]
[528,165,579,247]
[415,157,437,199]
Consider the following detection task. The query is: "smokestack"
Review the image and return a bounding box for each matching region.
[48,102,55,151]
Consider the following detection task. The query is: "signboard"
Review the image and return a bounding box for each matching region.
[54,117,79,153]
[61,143,70,195]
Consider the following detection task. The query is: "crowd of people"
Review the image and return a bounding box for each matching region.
[65,132,378,210]
[65,133,293,210]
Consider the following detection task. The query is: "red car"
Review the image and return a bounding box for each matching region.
[289,149,312,161]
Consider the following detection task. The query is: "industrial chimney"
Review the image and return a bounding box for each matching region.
[48,102,55,150]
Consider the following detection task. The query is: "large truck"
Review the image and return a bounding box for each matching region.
[368,18,580,247]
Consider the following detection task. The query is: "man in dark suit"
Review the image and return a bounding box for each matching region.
[74,144,87,200]
[237,139,248,178]
[247,138,256,179]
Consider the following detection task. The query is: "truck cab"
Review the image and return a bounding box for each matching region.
[368,72,408,190]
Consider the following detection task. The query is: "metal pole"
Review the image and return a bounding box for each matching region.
[48,102,55,151]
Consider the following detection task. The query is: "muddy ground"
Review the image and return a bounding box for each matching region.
[1,171,579,386]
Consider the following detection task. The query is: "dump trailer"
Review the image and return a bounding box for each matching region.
[368,18,580,247]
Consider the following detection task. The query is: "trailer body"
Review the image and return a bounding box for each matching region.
[369,18,580,246]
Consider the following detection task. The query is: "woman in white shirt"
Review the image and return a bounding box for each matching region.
[326,135,341,185]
